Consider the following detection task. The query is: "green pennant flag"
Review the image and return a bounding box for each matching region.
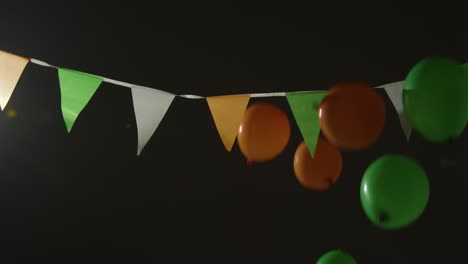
[58,68,103,132]
[286,91,327,157]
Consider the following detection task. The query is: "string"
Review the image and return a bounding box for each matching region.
[30,58,400,99]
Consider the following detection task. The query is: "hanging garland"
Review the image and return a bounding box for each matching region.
[1,49,467,263]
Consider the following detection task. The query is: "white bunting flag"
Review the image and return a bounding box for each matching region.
[383,81,412,141]
[0,51,29,110]
[131,85,175,155]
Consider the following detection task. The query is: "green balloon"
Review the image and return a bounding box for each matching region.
[403,56,468,143]
[463,63,468,122]
[317,250,357,264]
[360,154,430,229]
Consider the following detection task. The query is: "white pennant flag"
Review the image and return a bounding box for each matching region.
[131,85,175,155]
[383,81,412,141]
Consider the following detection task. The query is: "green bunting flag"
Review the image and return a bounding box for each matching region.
[286,91,327,157]
[58,68,103,132]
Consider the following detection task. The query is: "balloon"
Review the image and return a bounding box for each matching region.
[403,56,468,143]
[360,154,430,229]
[238,102,290,163]
[293,137,342,191]
[462,62,468,121]
[317,250,358,264]
[319,81,386,151]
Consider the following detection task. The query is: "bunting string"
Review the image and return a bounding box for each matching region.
[30,58,393,98]
[7,50,462,156]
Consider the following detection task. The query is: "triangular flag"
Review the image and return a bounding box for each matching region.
[131,85,175,155]
[0,50,29,110]
[58,68,103,132]
[383,81,412,141]
[206,94,250,151]
[286,91,326,157]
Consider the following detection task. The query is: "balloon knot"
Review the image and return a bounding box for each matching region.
[378,212,390,223]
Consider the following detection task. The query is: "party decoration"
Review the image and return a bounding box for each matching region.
[293,137,342,191]
[286,91,326,157]
[383,81,412,141]
[131,85,175,155]
[0,50,29,110]
[0,50,464,156]
[317,250,358,264]
[206,94,250,151]
[58,68,103,132]
[238,102,290,164]
[403,56,468,143]
[319,81,386,150]
[360,154,430,229]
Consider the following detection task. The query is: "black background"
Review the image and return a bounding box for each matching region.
[0,2,467,263]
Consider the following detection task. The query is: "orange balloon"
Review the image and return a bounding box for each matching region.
[293,138,343,191]
[319,81,386,150]
[238,102,291,164]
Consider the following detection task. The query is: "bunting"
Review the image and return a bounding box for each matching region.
[131,85,175,155]
[0,50,29,110]
[206,94,250,151]
[383,81,412,141]
[286,91,327,157]
[58,68,103,132]
[1,49,463,156]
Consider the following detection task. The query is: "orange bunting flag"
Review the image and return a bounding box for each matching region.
[206,94,250,151]
[0,51,29,110]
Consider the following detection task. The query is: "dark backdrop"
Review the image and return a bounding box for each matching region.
[0,2,467,263]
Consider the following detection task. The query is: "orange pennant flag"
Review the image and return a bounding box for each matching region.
[207,94,250,151]
[0,50,29,110]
